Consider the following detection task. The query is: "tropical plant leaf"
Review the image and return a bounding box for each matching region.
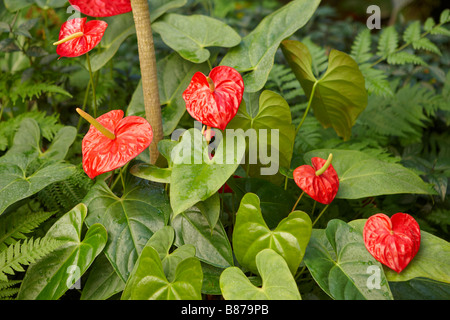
[220,0,321,92]
[220,249,301,300]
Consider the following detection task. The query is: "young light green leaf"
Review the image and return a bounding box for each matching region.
[121,246,202,300]
[232,193,312,275]
[220,249,301,300]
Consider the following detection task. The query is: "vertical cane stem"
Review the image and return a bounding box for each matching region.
[130,0,164,164]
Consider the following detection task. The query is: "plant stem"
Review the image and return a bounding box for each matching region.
[130,0,164,164]
[296,80,318,136]
[85,52,98,118]
[77,81,91,132]
[312,204,329,227]
[291,191,305,212]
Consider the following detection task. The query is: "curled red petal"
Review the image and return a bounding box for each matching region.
[293,157,339,204]
[56,18,107,58]
[363,213,421,273]
[82,110,153,179]
[68,0,132,17]
[183,66,244,130]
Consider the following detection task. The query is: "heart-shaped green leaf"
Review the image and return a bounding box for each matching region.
[0,118,75,215]
[220,0,321,92]
[304,149,436,199]
[130,163,172,183]
[349,219,450,284]
[145,225,196,282]
[220,249,301,300]
[17,204,107,300]
[233,193,312,275]
[83,181,171,282]
[303,219,393,300]
[170,128,245,216]
[227,90,295,184]
[152,14,240,63]
[281,40,368,140]
[121,245,202,300]
[226,177,296,229]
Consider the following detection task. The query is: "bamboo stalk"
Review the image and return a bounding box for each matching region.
[130,0,163,164]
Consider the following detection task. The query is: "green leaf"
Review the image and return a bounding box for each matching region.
[304,149,436,199]
[4,0,34,12]
[403,21,421,44]
[376,26,399,58]
[153,14,240,63]
[172,207,233,268]
[220,0,321,92]
[17,204,107,300]
[121,246,202,300]
[440,9,450,24]
[0,118,75,215]
[169,128,245,216]
[144,226,196,282]
[227,90,295,183]
[226,177,296,229]
[281,40,368,140]
[350,29,373,64]
[389,278,450,300]
[130,163,172,183]
[40,126,77,161]
[349,219,450,284]
[80,253,125,300]
[387,52,426,66]
[87,13,136,73]
[232,193,311,275]
[127,53,209,136]
[220,249,301,300]
[83,181,171,282]
[303,220,393,300]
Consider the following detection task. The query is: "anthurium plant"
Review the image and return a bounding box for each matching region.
[0,0,450,302]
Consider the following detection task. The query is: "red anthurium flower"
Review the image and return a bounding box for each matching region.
[54,18,107,58]
[293,154,339,205]
[183,66,244,131]
[363,213,421,273]
[68,0,132,17]
[77,108,153,179]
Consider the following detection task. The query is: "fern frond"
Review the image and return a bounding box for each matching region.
[0,280,21,300]
[403,21,421,44]
[9,81,72,105]
[266,64,303,102]
[0,237,62,282]
[0,210,55,251]
[351,29,373,64]
[411,38,441,55]
[376,26,399,58]
[387,51,427,65]
[359,64,394,97]
[37,165,93,214]
[0,111,63,151]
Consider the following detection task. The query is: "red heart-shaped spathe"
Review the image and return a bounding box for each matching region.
[363,213,421,273]
[56,18,107,58]
[69,0,132,17]
[183,66,244,130]
[293,157,339,205]
[82,110,153,179]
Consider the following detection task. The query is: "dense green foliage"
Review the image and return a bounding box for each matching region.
[0,0,449,301]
